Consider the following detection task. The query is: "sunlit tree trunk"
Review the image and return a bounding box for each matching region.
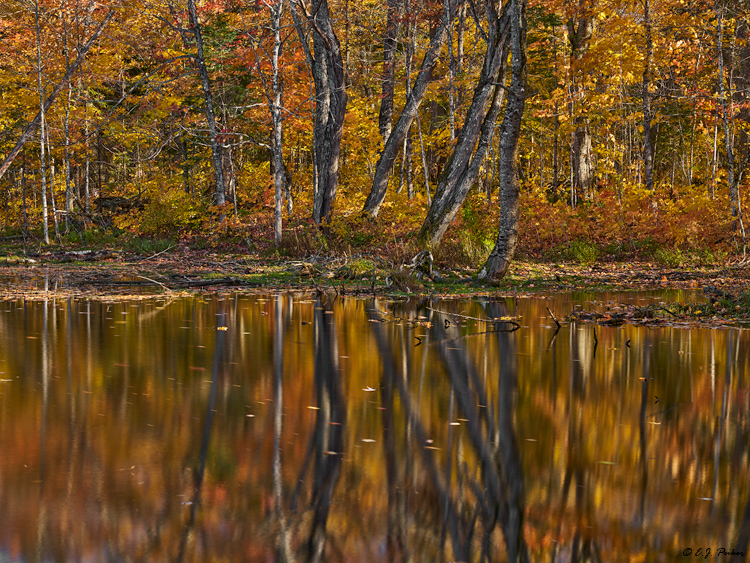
[84,103,91,213]
[445,0,456,142]
[34,0,49,244]
[271,1,284,245]
[567,3,595,201]
[477,0,527,284]
[551,24,560,200]
[248,0,285,241]
[22,149,28,237]
[62,7,72,232]
[48,147,60,240]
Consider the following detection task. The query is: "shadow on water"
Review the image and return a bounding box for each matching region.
[1,291,750,562]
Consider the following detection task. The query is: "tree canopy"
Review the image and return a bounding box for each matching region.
[0,0,747,276]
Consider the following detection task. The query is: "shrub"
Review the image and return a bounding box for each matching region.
[139,190,207,236]
[569,240,600,265]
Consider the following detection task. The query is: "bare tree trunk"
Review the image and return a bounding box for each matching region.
[62,7,72,232]
[378,0,400,142]
[362,0,459,218]
[248,0,286,242]
[22,149,29,236]
[418,3,512,247]
[407,11,430,202]
[446,0,456,142]
[572,124,594,199]
[712,116,718,199]
[186,0,226,210]
[84,103,90,213]
[551,24,560,200]
[716,0,747,254]
[293,0,347,227]
[642,0,655,191]
[35,0,50,244]
[567,5,595,201]
[478,0,527,283]
[48,145,60,241]
[271,0,284,244]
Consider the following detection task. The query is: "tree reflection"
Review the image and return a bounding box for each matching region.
[366,298,530,562]
[176,302,225,562]
[0,294,749,561]
[287,297,346,563]
[367,300,470,562]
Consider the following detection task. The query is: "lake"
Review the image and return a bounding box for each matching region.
[0,291,748,562]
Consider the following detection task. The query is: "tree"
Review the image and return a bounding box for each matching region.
[248,0,287,245]
[291,0,347,228]
[641,0,654,192]
[34,0,50,244]
[477,0,527,283]
[567,0,595,204]
[378,0,400,142]
[0,8,115,181]
[361,0,461,218]
[716,0,746,254]
[186,0,227,210]
[418,0,513,247]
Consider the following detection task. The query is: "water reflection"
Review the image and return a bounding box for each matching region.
[0,292,747,562]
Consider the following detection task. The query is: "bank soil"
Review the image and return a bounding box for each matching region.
[0,246,748,325]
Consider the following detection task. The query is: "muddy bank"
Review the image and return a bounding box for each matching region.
[0,247,747,300]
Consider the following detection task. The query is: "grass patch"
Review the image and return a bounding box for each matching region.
[653,247,727,267]
[125,236,175,255]
[548,240,599,266]
[79,227,121,247]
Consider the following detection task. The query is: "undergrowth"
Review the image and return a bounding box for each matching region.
[5,178,745,269]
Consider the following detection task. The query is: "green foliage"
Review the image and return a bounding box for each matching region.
[345,257,377,277]
[733,291,750,317]
[652,248,685,267]
[434,197,495,267]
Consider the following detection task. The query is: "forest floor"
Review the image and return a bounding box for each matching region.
[0,241,748,326]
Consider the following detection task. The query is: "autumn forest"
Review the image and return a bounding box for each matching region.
[0,0,748,278]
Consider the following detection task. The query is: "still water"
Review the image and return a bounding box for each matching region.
[0,291,748,562]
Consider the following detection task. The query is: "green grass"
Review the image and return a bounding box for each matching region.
[548,240,600,266]
[652,247,727,267]
[124,236,175,255]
